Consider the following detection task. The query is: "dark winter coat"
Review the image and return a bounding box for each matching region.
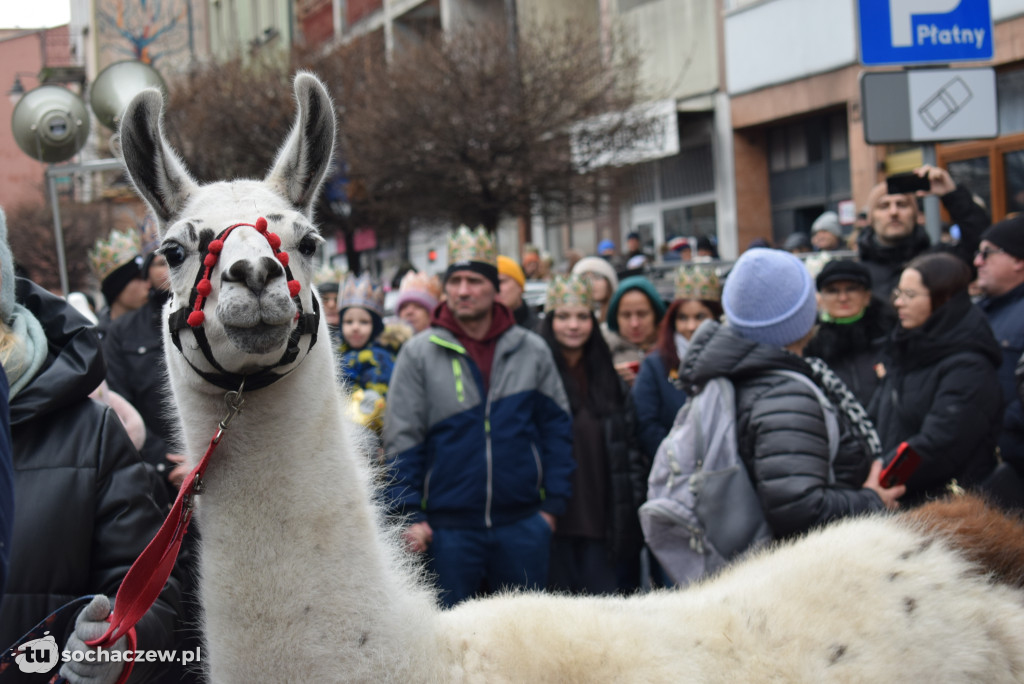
[869,292,1002,502]
[0,367,11,604]
[102,289,179,494]
[563,372,647,563]
[513,301,541,332]
[632,351,687,461]
[803,300,895,408]
[0,280,180,676]
[680,321,884,539]
[857,186,988,305]
[603,386,648,562]
[976,281,1024,477]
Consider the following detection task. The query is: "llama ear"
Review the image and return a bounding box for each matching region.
[264,72,336,218]
[118,88,198,234]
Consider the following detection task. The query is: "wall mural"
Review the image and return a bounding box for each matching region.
[96,0,192,68]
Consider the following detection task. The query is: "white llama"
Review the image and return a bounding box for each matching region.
[117,73,1024,683]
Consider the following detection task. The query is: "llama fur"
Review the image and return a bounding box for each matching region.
[118,73,1024,683]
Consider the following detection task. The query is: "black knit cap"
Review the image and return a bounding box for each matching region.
[981,215,1024,259]
[815,259,872,291]
[101,255,144,305]
[444,261,500,292]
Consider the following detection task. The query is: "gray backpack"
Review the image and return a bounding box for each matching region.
[638,370,838,587]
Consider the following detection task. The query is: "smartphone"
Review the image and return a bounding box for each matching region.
[886,172,930,195]
[879,442,921,488]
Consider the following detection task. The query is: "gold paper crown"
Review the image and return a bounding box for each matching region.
[314,263,348,288]
[545,274,593,311]
[674,266,722,302]
[89,229,142,282]
[399,270,442,299]
[447,225,496,267]
[340,272,384,317]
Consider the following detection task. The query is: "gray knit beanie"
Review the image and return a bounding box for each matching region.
[723,248,817,347]
[0,208,16,325]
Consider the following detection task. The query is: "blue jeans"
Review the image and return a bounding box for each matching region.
[428,513,552,608]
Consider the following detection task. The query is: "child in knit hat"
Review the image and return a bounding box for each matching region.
[395,270,441,334]
[337,273,397,433]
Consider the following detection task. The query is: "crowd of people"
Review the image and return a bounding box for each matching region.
[1,162,1023,681]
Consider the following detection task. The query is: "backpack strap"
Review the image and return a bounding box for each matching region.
[767,370,839,484]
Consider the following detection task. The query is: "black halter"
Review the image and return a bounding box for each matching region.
[167,217,320,392]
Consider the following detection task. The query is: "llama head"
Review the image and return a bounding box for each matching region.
[118,72,336,389]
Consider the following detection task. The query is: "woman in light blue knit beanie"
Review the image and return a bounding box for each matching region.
[722,248,818,347]
[674,246,903,547]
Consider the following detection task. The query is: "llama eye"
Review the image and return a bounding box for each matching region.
[297,235,317,257]
[161,243,187,268]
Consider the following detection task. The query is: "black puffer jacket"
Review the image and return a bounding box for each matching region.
[102,289,179,496]
[680,321,884,539]
[869,291,1002,503]
[0,280,180,680]
[603,384,647,563]
[857,186,988,305]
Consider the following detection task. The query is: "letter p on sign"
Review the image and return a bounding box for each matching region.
[890,0,962,47]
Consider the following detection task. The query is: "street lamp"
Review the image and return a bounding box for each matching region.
[8,61,166,294]
[6,72,40,103]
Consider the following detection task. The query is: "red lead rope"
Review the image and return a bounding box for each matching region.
[85,385,246,651]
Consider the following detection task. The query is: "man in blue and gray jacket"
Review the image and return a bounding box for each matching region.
[384,226,574,608]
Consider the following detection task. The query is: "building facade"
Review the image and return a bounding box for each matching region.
[725,0,1024,249]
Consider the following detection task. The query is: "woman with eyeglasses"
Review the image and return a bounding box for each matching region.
[868,252,1002,504]
[804,260,896,407]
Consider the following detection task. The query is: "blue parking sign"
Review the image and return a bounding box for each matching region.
[858,0,993,66]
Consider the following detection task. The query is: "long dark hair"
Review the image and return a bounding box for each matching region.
[654,298,724,371]
[540,311,624,418]
[904,252,972,311]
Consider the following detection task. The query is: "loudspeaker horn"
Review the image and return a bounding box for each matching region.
[10,85,91,163]
[90,60,167,130]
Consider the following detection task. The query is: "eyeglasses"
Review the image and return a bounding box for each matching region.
[890,288,924,303]
[821,285,867,298]
[975,247,1006,261]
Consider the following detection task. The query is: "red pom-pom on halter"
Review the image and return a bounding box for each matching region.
[267,233,282,250]
[187,311,205,327]
[204,253,218,268]
[196,279,212,297]
[255,217,268,233]
[288,280,301,297]
[208,239,224,254]
[277,251,290,267]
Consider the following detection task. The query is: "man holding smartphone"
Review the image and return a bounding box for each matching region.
[857,164,989,307]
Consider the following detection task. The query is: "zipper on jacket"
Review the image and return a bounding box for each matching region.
[531,442,543,494]
[484,396,493,528]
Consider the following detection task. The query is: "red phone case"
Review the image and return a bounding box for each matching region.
[879,442,921,488]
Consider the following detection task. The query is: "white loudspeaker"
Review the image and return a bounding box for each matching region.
[10,84,91,163]
[89,60,167,130]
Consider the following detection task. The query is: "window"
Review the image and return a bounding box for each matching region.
[618,0,658,11]
[662,202,717,241]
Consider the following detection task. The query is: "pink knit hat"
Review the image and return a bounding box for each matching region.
[395,271,441,315]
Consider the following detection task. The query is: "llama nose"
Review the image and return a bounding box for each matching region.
[223,256,284,295]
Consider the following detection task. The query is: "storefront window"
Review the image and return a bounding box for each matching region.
[662,202,717,241]
[1004,149,1024,216]
[947,157,991,212]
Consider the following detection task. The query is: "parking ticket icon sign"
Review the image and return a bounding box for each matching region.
[861,68,997,143]
[858,0,993,66]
